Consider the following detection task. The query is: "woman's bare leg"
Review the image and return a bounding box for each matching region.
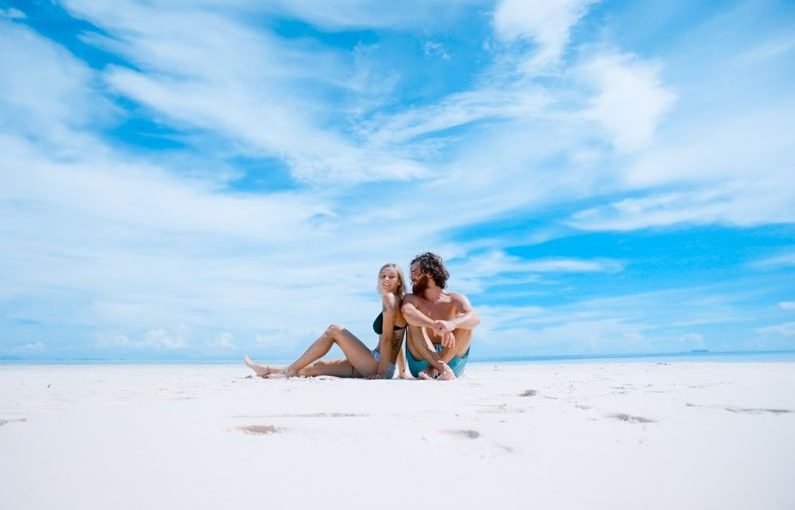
[243,355,284,378]
[299,359,358,378]
[285,324,378,377]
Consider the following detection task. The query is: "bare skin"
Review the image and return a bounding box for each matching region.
[401,261,480,381]
[244,266,408,379]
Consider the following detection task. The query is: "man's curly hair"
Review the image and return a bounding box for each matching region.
[411,252,449,289]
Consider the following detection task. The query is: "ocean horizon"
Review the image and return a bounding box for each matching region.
[3,349,794,365]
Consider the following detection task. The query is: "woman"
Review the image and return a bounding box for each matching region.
[244,263,410,379]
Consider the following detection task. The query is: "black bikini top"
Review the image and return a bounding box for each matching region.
[373,312,406,335]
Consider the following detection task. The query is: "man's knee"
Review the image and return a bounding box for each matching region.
[451,329,472,356]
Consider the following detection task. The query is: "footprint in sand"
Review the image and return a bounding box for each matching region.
[445,429,480,439]
[0,418,28,427]
[237,425,281,435]
[609,413,655,423]
[723,407,793,415]
[686,403,794,415]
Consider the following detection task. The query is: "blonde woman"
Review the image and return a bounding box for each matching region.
[244,263,410,379]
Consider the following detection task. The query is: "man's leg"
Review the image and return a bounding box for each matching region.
[406,326,456,380]
[441,329,472,377]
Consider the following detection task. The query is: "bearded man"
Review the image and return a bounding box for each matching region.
[400,252,480,380]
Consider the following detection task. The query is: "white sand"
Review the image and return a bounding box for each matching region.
[1,362,793,510]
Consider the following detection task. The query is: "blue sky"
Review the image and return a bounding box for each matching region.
[1,0,793,361]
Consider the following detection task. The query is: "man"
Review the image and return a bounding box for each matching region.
[401,252,479,380]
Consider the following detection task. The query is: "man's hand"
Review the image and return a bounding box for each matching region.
[431,320,456,348]
[431,320,455,335]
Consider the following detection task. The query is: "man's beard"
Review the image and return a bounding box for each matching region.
[412,274,430,294]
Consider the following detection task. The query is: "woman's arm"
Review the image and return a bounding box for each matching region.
[376,293,398,377]
[396,332,411,379]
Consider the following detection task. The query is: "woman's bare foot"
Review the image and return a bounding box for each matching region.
[243,355,282,378]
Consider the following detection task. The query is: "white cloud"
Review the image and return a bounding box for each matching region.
[569,180,795,231]
[97,329,188,350]
[449,250,622,294]
[195,0,485,31]
[756,322,795,336]
[423,41,451,60]
[678,333,705,349]
[1,8,26,19]
[361,87,549,147]
[778,302,795,311]
[751,253,795,270]
[140,328,188,350]
[0,21,114,149]
[493,0,596,68]
[581,53,676,152]
[623,106,795,189]
[735,35,795,67]
[21,342,46,352]
[210,332,235,350]
[569,188,731,231]
[62,0,431,185]
[97,333,132,348]
[479,316,652,355]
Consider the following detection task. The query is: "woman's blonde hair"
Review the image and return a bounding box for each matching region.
[377,263,406,299]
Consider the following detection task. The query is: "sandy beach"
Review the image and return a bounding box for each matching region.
[1,361,793,510]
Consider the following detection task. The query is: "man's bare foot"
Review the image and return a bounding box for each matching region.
[418,364,455,380]
[243,355,281,378]
[437,363,456,380]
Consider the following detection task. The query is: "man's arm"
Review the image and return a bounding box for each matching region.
[403,296,456,349]
[400,296,435,328]
[450,292,480,329]
[432,292,480,337]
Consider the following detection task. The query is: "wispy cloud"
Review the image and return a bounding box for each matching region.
[0,7,26,19]
[756,322,795,337]
[493,0,597,69]
[580,52,676,152]
[751,253,795,270]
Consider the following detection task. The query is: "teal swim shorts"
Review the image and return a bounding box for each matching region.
[406,343,470,378]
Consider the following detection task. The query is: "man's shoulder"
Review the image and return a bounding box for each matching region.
[402,293,421,304]
[445,290,473,306]
[402,293,429,307]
